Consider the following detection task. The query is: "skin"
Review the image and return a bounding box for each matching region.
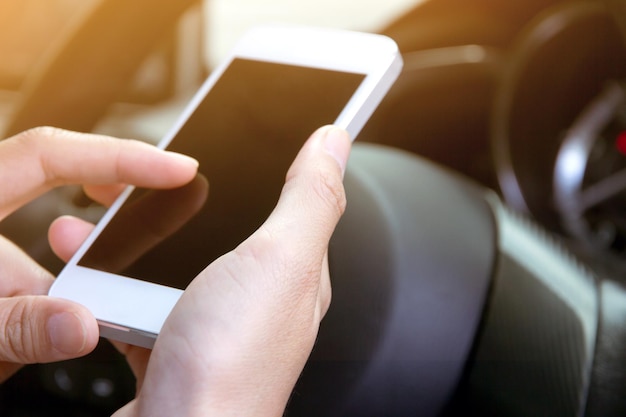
[0,125,351,417]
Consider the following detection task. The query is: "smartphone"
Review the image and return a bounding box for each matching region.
[49,24,403,348]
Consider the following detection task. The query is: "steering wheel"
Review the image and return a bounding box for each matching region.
[491,0,626,270]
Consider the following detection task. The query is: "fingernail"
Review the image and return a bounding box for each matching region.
[167,151,199,168]
[47,312,87,355]
[318,126,351,176]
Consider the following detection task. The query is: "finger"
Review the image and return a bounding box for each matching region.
[0,127,198,220]
[226,125,349,329]
[83,183,128,207]
[256,125,351,265]
[0,235,54,297]
[48,216,96,263]
[0,295,98,381]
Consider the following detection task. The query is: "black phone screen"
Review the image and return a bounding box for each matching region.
[78,58,365,289]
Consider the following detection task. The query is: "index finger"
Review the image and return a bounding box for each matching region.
[0,127,198,220]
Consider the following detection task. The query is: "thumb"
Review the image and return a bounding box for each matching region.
[0,296,98,370]
[131,127,351,417]
[262,125,351,258]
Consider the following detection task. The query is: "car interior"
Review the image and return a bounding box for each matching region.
[0,0,625,415]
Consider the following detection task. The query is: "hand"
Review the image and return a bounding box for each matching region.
[0,127,198,382]
[52,126,351,417]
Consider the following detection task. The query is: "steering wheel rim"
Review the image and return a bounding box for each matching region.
[552,82,626,253]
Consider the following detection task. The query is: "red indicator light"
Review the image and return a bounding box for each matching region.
[616,132,626,155]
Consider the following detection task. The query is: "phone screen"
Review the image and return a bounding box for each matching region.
[78,58,365,289]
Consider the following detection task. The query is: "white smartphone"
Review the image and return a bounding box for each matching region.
[49,24,403,348]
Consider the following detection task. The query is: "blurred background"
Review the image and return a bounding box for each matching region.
[0,0,419,140]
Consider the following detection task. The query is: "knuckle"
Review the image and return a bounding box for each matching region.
[11,127,63,185]
[1,299,38,364]
[14,126,64,144]
[312,170,347,217]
